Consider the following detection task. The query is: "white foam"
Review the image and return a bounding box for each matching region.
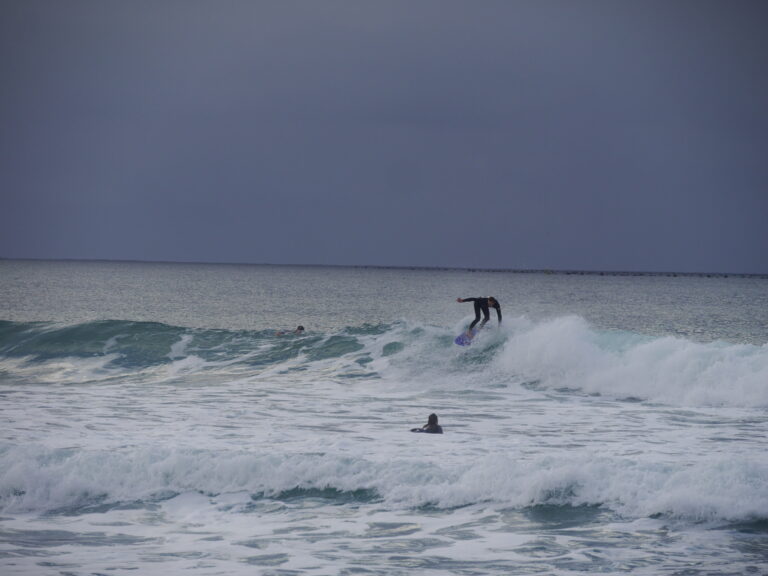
[496,315,768,407]
[168,333,193,359]
[2,443,766,524]
[166,354,208,377]
[0,354,123,384]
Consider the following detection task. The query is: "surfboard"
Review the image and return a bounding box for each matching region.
[454,329,477,346]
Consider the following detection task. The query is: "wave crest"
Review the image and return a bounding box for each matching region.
[497,316,768,408]
[2,444,766,524]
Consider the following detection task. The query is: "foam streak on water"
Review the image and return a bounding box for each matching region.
[1,261,767,575]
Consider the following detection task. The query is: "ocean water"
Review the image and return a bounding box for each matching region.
[1,260,767,575]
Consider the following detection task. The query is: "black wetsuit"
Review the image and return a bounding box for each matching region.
[412,424,443,434]
[462,297,502,330]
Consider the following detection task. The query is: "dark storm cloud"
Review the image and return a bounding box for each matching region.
[1,0,767,272]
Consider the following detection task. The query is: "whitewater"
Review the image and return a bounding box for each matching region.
[1,260,767,575]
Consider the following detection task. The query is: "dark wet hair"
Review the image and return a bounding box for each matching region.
[489,297,500,308]
[297,325,305,331]
[428,413,438,425]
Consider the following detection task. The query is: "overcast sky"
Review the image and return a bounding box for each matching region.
[2,0,766,273]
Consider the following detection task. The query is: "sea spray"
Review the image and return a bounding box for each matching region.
[496,315,768,407]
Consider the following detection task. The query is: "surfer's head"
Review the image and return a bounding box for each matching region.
[296,325,305,333]
[489,297,499,309]
[428,413,438,426]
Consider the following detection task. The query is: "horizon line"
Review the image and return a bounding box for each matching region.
[1,256,765,279]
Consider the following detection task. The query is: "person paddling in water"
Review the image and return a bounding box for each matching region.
[411,413,443,434]
[276,325,305,336]
[456,297,501,337]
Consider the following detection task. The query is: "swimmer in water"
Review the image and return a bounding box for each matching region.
[276,325,305,336]
[411,413,443,434]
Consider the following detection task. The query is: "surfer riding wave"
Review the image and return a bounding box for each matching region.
[456,297,501,334]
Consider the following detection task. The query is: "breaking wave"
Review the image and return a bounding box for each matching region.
[2,317,767,408]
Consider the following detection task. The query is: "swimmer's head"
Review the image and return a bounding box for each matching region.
[428,413,438,426]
